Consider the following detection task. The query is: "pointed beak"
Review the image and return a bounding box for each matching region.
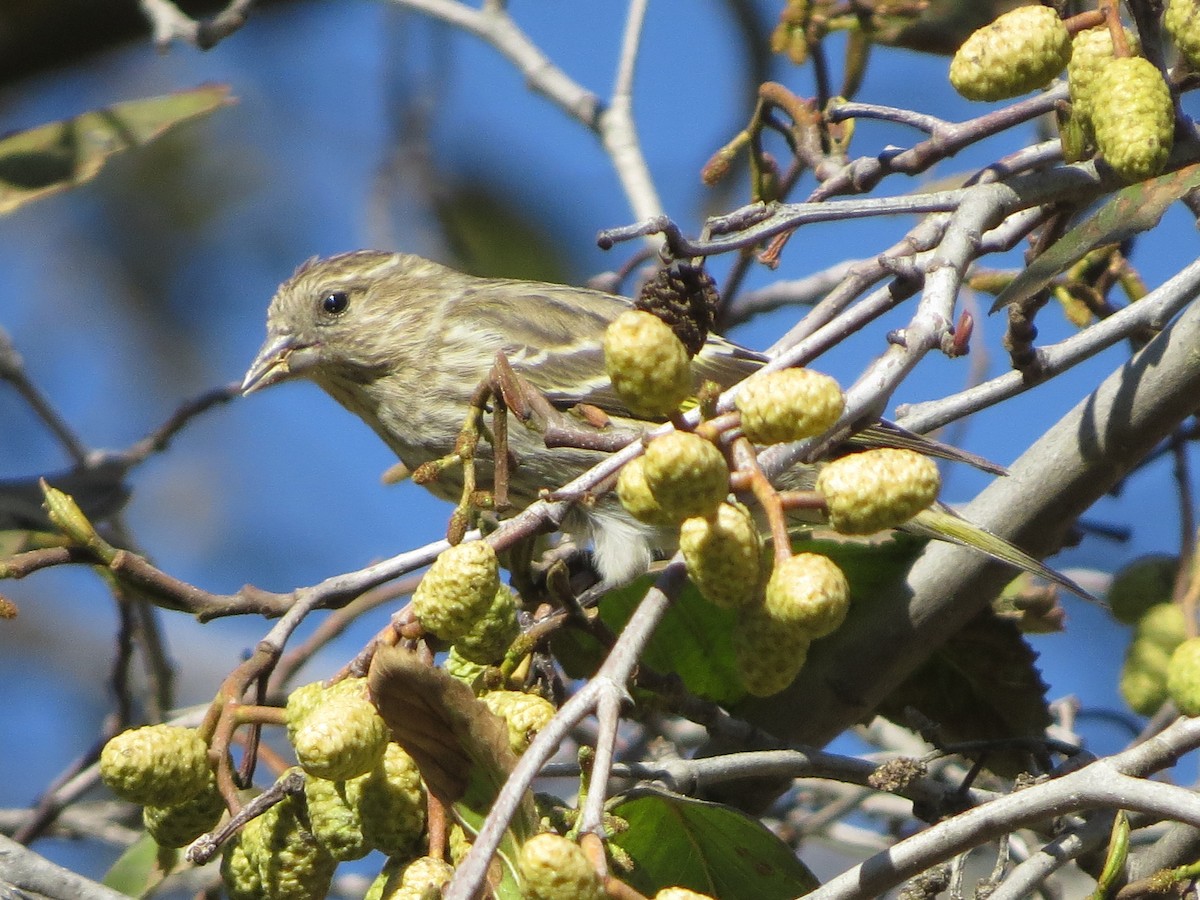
[241,334,321,395]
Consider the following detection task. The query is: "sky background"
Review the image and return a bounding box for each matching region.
[2,0,1199,885]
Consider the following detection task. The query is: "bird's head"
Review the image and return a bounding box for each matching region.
[242,250,449,395]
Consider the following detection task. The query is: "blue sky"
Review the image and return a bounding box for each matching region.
[2,0,1198,879]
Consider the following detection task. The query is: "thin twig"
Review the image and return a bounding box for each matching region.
[138,0,256,50]
[446,560,688,899]
[896,257,1200,433]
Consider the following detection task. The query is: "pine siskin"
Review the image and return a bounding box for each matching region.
[241,251,1078,594]
[243,252,775,584]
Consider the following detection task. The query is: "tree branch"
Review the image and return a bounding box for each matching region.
[740,285,1200,746]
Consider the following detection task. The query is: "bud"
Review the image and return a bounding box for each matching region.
[616,456,676,526]
[1165,0,1200,71]
[99,724,210,807]
[949,6,1071,102]
[480,690,557,755]
[143,774,225,848]
[679,502,764,609]
[816,448,940,534]
[1167,637,1200,717]
[604,310,692,419]
[40,481,117,563]
[289,693,389,782]
[640,431,730,522]
[453,584,520,664]
[412,541,501,642]
[518,833,605,900]
[735,368,844,445]
[763,552,850,638]
[1067,25,1140,120]
[732,609,811,698]
[1091,57,1173,182]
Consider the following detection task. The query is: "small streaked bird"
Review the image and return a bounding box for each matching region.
[242,251,1088,596]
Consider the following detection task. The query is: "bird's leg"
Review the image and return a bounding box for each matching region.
[489,379,511,513]
[489,351,556,429]
[490,351,643,457]
[411,379,494,544]
[488,350,552,512]
[416,353,542,544]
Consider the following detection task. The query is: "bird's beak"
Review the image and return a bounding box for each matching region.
[241,334,321,395]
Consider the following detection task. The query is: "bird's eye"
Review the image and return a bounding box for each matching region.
[321,291,350,316]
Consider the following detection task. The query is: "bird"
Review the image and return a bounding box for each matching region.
[242,250,1089,598]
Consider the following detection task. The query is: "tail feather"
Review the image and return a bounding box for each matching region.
[853,421,1008,476]
[906,506,1102,605]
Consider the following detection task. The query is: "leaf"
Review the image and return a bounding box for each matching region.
[452,803,525,900]
[990,163,1200,313]
[609,791,819,898]
[0,84,234,215]
[434,179,572,284]
[553,575,745,706]
[101,832,167,897]
[875,605,1051,778]
[368,646,537,840]
[555,535,924,705]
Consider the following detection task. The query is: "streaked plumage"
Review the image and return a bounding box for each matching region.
[244,251,775,582]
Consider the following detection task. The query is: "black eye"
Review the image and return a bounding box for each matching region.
[321,291,349,316]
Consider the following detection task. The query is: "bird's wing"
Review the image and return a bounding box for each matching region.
[455,280,751,419]
[691,332,768,387]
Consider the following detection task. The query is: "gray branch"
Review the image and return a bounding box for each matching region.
[0,834,129,900]
[739,283,1200,748]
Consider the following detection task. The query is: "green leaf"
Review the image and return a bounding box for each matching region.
[555,534,924,705]
[0,84,234,216]
[990,163,1200,313]
[610,791,819,898]
[101,832,166,897]
[553,575,746,705]
[875,605,1051,778]
[453,803,525,900]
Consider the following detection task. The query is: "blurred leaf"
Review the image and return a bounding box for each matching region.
[435,180,571,283]
[102,832,165,897]
[556,534,924,706]
[610,791,819,898]
[0,461,130,532]
[991,163,1200,313]
[0,84,234,215]
[876,605,1051,777]
[862,0,1027,55]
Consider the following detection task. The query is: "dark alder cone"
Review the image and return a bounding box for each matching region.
[634,261,721,357]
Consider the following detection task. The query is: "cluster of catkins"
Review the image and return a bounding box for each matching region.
[1108,556,1200,719]
[98,693,714,900]
[603,307,941,697]
[99,668,605,899]
[98,680,437,900]
[948,3,1200,182]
